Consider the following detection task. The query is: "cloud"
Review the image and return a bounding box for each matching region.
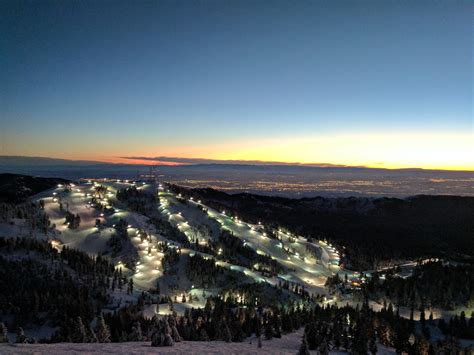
[119,156,354,167]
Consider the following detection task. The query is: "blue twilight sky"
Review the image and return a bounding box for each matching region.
[1,0,472,168]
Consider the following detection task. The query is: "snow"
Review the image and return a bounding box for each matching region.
[158,191,349,296]
[24,180,357,311]
[19,180,468,318]
[36,185,114,253]
[0,220,46,240]
[1,178,472,353]
[0,328,397,354]
[14,179,469,323]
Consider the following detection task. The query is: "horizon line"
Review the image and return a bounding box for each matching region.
[1,154,474,173]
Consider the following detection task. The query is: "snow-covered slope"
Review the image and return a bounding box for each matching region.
[0,328,396,354]
[30,179,352,307]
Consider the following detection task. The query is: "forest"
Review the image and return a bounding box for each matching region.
[1,175,473,352]
[0,173,68,203]
[168,185,474,270]
[365,261,474,309]
[0,237,127,342]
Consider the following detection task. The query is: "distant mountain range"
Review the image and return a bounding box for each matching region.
[120,155,363,168]
[0,156,108,167]
[0,155,468,171]
[0,155,108,167]
[1,156,473,198]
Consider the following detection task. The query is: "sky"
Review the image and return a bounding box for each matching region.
[1,0,473,170]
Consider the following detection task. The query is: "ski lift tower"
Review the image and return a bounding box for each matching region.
[138,165,159,183]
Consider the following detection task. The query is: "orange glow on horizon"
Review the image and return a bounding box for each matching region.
[8,132,473,172]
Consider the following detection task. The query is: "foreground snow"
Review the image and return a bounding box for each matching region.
[0,329,396,354]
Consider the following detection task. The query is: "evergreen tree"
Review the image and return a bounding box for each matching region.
[71,316,88,343]
[224,326,233,343]
[440,336,461,354]
[127,278,134,295]
[0,323,8,343]
[413,336,430,355]
[95,316,111,343]
[88,325,98,343]
[422,325,431,340]
[119,331,128,342]
[15,327,27,344]
[199,327,210,341]
[387,303,394,316]
[273,314,282,338]
[333,327,341,350]
[298,335,310,355]
[151,318,174,346]
[409,305,415,334]
[369,333,378,355]
[318,338,329,355]
[264,320,274,340]
[305,323,318,350]
[393,323,409,354]
[352,321,368,354]
[420,307,426,328]
[230,318,244,342]
[168,315,182,342]
[429,311,434,325]
[221,320,232,343]
[129,322,145,341]
[342,328,351,351]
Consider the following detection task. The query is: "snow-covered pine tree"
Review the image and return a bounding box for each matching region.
[168,315,182,342]
[147,316,158,341]
[15,327,27,344]
[71,317,88,343]
[264,320,274,340]
[88,325,98,343]
[129,321,145,341]
[199,327,210,341]
[95,316,111,343]
[223,322,232,343]
[119,331,128,342]
[0,323,8,343]
[318,338,329,355]
[151,318,174,347]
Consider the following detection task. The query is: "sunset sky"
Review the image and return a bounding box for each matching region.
[1,0,473,170]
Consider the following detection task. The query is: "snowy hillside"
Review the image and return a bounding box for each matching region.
[0,328,397,354]
[31,178,352,306]
[1,176,471,353]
